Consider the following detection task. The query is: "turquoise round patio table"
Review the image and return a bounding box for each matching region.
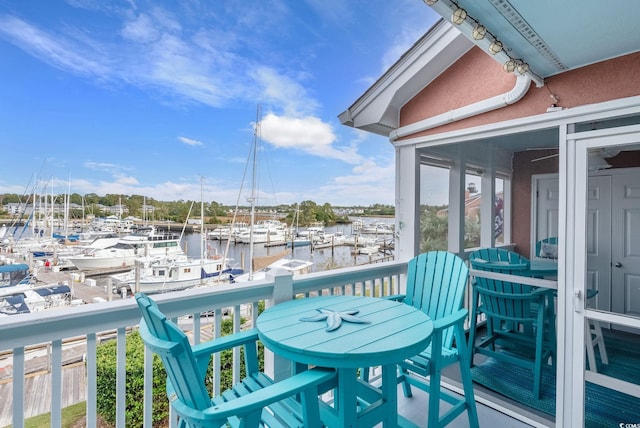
[256,295,433,427]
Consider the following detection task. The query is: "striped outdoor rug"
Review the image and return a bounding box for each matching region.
[470,329,640,427]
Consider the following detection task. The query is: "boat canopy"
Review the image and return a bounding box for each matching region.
[0,295,30,315]
[0,264,29,273]
[33,285,71,297]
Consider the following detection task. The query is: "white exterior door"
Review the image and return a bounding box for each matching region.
[535,174,613,312]
[586,175,612,313]
[611,171,640,319]
[580,170,640,318]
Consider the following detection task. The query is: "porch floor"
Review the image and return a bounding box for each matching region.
[390,371,551,428]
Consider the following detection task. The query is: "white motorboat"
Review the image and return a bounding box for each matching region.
[358,245,380,255]
[236,220,289,244]
[207,222,250,241]
[0,265,76,316]
[110,254,243,294]
[342,235,378,247]
[359,222,395,235]
[0,262,31,288]
[66,226,183,271]
[296,222,325,238]
[0,284,74,316]
[231,250,313,283]
[231,256,313,283]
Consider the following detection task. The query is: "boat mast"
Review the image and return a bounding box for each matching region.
[64,172,70,238]
[200,176,205,286]
[200,177,205,259]
[248,105,261,281]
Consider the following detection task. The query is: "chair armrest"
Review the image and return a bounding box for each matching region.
[191,329,261,378]
[191,328,260,359]
[531,287,555,298]
[384,294,406,302]
[432,309,467,331]
[173,367,337,423]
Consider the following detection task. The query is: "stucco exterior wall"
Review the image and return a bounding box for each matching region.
[400,47,640,256]
[400,49,640,138]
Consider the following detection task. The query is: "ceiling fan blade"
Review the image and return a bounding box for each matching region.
[530,154,559,162]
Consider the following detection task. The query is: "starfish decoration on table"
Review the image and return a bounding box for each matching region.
[299,308,371,332]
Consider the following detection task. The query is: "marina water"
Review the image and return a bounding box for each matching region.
[183,217,394,274]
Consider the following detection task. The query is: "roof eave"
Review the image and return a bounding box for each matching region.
[339,19,474,137]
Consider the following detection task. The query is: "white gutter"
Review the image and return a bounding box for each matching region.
[389,75,532,142]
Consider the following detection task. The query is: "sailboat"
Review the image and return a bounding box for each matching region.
[110,182,242,294]
[231,105,313,283]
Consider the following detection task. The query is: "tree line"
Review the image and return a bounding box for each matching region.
[0,193,395,227]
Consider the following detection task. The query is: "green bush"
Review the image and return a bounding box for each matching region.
[95,313,264,426]
[96,331,169,426]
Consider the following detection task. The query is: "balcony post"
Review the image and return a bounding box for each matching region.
[264,269,294,382]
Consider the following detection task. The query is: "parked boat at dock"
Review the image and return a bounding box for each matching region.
[236,219,291,244]
[0,262,31,288]
[207,222,250,241]
[65,226,183,271]
[0,264,77,315]
[0,284,73,316]
[358,222,395,235]
[231,249,313,283]
[110,254,242,295]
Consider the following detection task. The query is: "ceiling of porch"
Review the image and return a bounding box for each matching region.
[426,0,640,84]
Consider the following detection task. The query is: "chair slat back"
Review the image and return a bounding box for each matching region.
[404,251,469,349]
[535,237,558,259]
[473,275,541,324]
[136,293,212,411]
[469,248,529,274]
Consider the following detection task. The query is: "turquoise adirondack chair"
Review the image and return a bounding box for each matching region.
[468,272,556,399]
[535,237,558,259]
[532,239,608,371]
[468,247,530,274]
[468,248,536,335]
[135,293,336,428]
[394,251,479,428]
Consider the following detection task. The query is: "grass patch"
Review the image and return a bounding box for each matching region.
[3,402,91,428]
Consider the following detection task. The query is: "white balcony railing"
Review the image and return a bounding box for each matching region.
[0,260,408,428]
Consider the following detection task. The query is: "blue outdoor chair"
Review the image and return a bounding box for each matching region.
[468,247,530,274]
[468,271,556,399]
[135,292,336,428]
[393,251,479,428]
[535,237,558,259]
[532,239,608,371]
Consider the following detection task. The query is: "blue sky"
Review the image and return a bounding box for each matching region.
[0,0,440,207]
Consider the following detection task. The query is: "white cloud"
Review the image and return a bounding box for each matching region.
[261,113,362,163]
[0,15,110,78]
[121,13,160,43]
[113,174,139,186]
[251,67,318,117]
[313,159,395,205]
[83,161,128,174]
[178,136,203,147]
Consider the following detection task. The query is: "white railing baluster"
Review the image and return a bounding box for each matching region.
[211,307,221,397]
[116,327,126,428]
[51,339,62,428]
[193,313,201,344]
[143,345,153,427]
[232,304,241,385]
[86,333,97,428]
[13,346,25,428]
